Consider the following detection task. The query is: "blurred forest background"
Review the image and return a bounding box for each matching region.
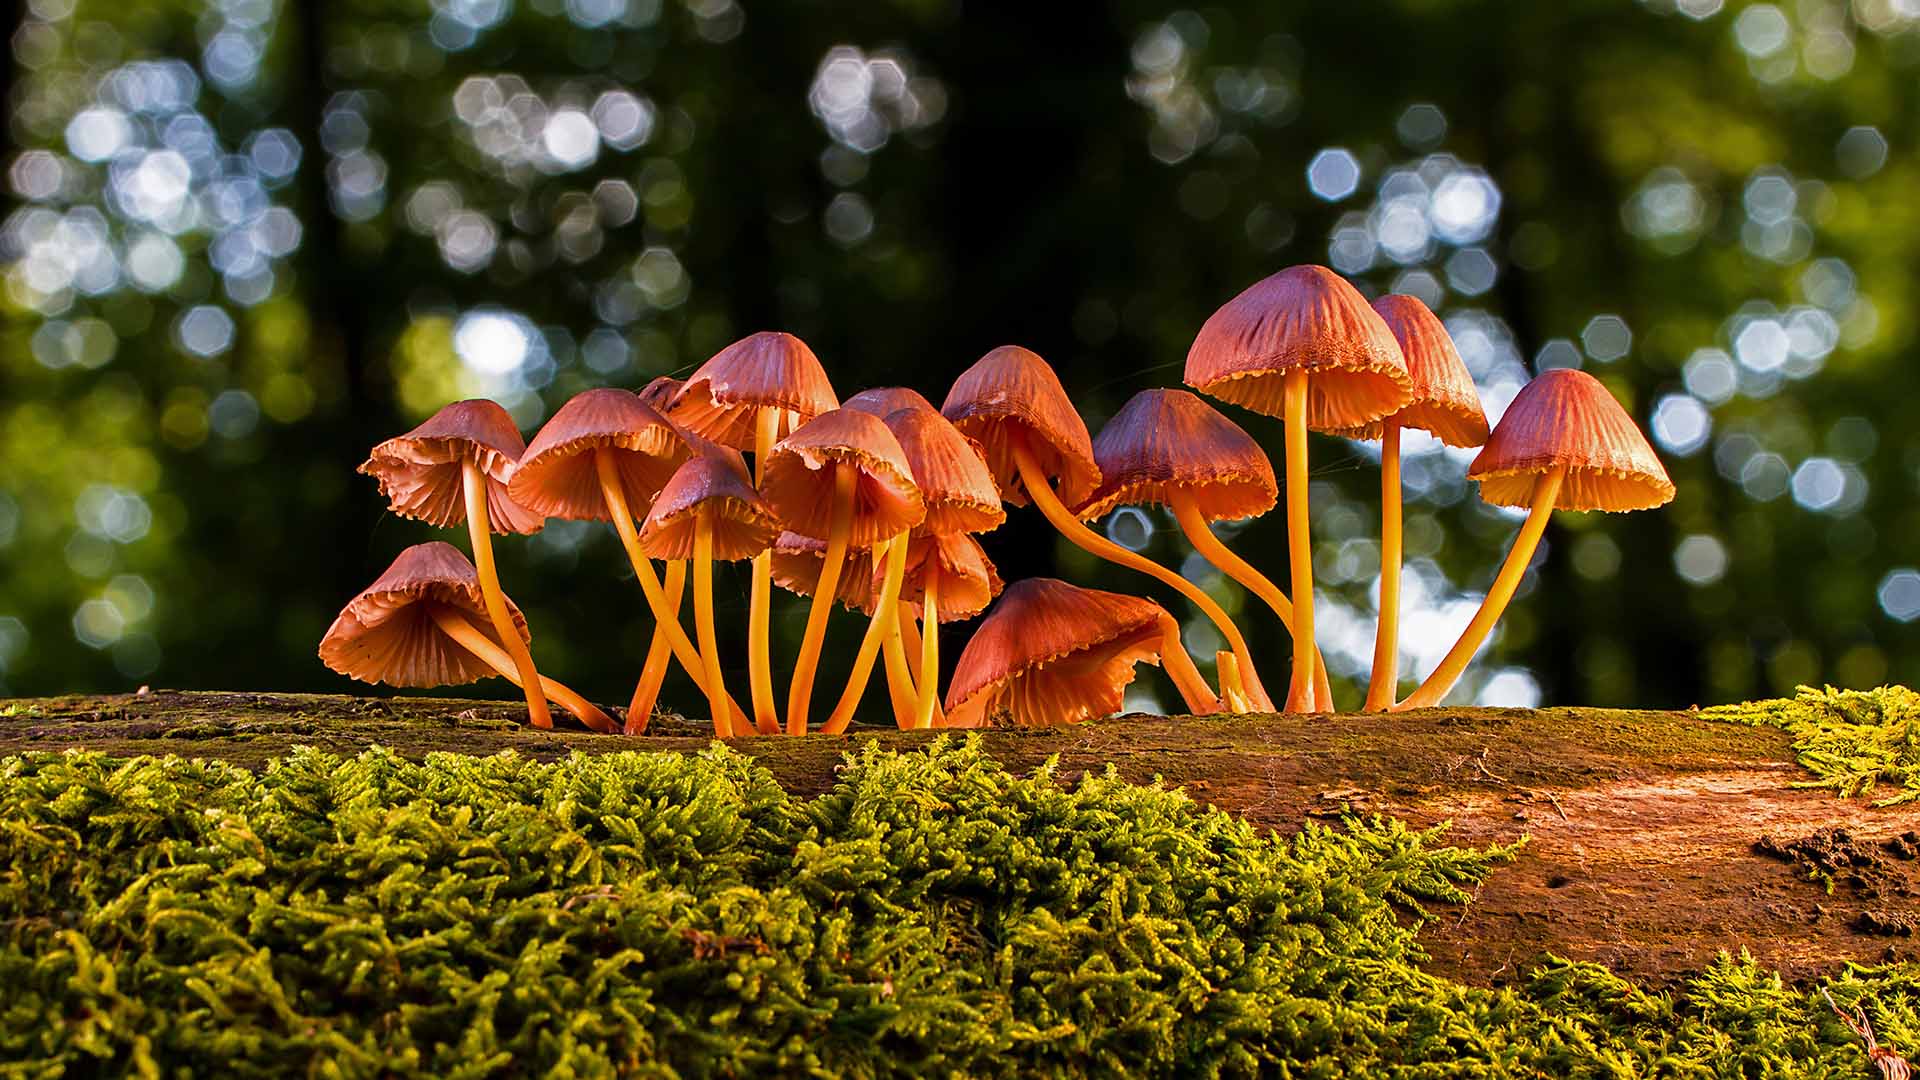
[4,0,1918,714]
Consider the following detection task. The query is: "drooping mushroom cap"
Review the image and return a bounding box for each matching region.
[889,531,1004,623]
[941,345,1101,509]
[1076,389,1277,523]
[637,444,780,561]
[508,389,689,521]
[1468,368,1676,512]
[359,399,544,535]
[1330,295,1490,448]
[880,404,1004,535]
[843,386,936,417]
[667,332,839,449]
[1185,265,1413,431]
[945,577,1169,727]
[769,530,880,613]
[761,408,926,547]
[318,542,528,687]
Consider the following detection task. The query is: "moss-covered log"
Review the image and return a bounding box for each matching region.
[2,688,1915,988]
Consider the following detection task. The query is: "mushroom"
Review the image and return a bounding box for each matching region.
[1186,265,1413,712]
[1078,387,1332,711]
[637,443,780,738]
[319,542,613,730]
[1395,368,1675,709]
[760,408,925,734]
[359,399,554,728]
[945,577,1217,727]
[843,386,937,417]
[1328,295,1491,711]
[668,332,839,734]
[941,345,1250,713]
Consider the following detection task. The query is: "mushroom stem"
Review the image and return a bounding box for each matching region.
[1397,466,1566,711]
[822,530,910,735]
[693,510,734,738]
[881,611,920,729]
[1281,369,1322,714]
[593,449,753,733]
[1167,490,1333,711]
[913,560,940,730]
[1158,617,1219,715]
[1009,435,1228,713]
[427,606,613,731]
[1364,421,1404,713]
[747,406,782,734]
[624,559,685,734]
[890,600,943,728]
[1216,651,1252,713]
[787,461,857,735]
[461,460,552,730]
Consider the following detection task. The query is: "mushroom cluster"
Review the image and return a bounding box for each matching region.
[321,264,1674,732]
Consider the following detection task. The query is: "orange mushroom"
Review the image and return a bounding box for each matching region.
[945,577,1216,727]
[668,332,838,734]
[1186,265,1413,712]
[942,345,1242,712]
[1396,368,1674,709]
[843,386,937,417]
[319,542,612,730]
[359,399,553,728]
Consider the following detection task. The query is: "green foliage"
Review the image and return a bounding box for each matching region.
[0,737,1913,1076]
[1703,684,1920,806]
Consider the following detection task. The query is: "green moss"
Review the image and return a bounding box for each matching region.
[0,737,1912,1076]
[1703,684,1920,806]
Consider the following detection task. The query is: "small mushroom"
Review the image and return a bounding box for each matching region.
[1395,368,1674,709]
[359,399,553,728]
[842,386,937,417]
[319,542,612,730]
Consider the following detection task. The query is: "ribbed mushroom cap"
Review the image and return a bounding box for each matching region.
[318,542,528,688]
[941,345,1101,509]
[1077,389,1277,523]
[636,375,684,413]
[1469,368,1676,512]
[1185,265,1413,430]
[881,403,1005,535]
[844,386,935,417]
[761,409,926,547]
[637,445,780,561]
[1330,295,1490,448]
[770,530,880,613]
[945,578,1168,727]
[891,531,1004,622]
[508,389,688,521]
[359,399,544,535]
[668,332,839,449]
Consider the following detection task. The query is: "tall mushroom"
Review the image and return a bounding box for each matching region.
[319,542,612,731]
[1395,368,1674,709]
[1328,295,1490,711]
[1186,265,1413,712]
[941,345,1245,712]
[637,444,780,738]
[760,409,925,735]
[360,399,553,728]
[1078,388,1331,711]
[668,332,838,734]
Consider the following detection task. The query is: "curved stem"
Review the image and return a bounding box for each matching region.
[462,461,551,729]
[1009,436,1243,711]
[1397,467,1566,711]
[1365,422,1404,712]
[787,462,857,735]
[913,561,940,730]
[624,559,684,734]
[693,511,733,739]
[429,606,612,731]
[890,600,942,727]
[1281,370,1322,714]
[594,449,752,733]
[881,613,920,729]
[1216,652,1252,713]
[823,531,910,735]
[1157,617,1219,714]
[748,407,782,734]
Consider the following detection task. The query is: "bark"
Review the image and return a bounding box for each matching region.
[3,690,1914,987]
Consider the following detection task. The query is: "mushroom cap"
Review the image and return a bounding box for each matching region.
[940,345,1101,509]
[667,331,839,449]
[637,445,780,561]
[1077,389,1277,523]
[1330,295,1490,448]
[770,530,880,613]
[843,386,936,417]
[880,403,1005,535]
[636,375,683,413]
[761,408,926,547]
[508,389,689,522]
[945,577,1168,727]
[891,531,1004,623]
[318,542,528,688]
[359,399,544,535]
[1184,265,1413,431]
[1468,368,1676,512]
